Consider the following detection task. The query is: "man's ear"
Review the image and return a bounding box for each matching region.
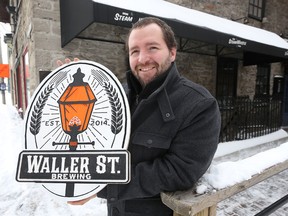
[170,47,177,62]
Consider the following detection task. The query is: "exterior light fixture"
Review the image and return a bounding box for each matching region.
[4,33,13,44]
[231,16,249,24]
[58,67,97,151]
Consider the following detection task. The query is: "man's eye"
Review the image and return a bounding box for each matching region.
[150,47,158,50]
[130,50,139,56]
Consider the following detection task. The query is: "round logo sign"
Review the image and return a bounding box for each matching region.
[16,60,131,201]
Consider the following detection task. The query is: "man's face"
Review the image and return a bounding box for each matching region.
[128,23,176,87]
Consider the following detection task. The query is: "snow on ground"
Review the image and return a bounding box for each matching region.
[0,104,107,216]
[1,103,288,215]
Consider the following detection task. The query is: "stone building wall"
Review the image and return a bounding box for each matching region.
[25,0,220,96]
[31,1,129,93]
[10,0,288,109]
[263,0,288,35]
[176,52,217,94]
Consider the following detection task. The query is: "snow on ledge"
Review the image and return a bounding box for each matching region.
[203,141,288,190]
[215,129,288,158]
[196,129,288,192]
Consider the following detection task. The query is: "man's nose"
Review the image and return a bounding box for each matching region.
[138,51,150,64]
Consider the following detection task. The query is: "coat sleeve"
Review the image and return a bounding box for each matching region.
[104,97,221,202]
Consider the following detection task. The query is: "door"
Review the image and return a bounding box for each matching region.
[282,75,288,126]
[216,58,238,100]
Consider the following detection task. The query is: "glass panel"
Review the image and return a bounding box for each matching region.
[255,64,270,96]
[259,0,262,7]
[24,52,31,103]
[254,7,258,16]
[258,8,262,17]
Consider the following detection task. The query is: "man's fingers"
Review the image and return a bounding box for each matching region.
[56,58,80,67]
[56,60,64,67]
[65,58,72,64]
[67,194,97,206]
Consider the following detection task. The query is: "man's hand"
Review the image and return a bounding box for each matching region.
[67,193,97,205]
[56,58,79,67]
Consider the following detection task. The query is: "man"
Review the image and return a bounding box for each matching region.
[67,17,221,216]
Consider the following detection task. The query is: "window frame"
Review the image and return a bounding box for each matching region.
[248,0,266,21]
[255,64,270,96]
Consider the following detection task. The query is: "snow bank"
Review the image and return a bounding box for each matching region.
[203,142,288,189]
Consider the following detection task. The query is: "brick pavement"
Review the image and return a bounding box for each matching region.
[217,169,288,215]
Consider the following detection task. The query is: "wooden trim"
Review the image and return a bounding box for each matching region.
[161,159,288,216]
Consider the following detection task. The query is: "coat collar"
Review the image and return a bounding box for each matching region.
[157,88,175,122]
[126,63,179,122]
[157,63,179,122]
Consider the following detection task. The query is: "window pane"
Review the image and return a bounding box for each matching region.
[258,8,262,17]
[254,7,258,16]
[259,0,262,7]
[255,64,270,96]
[24,52,31,103]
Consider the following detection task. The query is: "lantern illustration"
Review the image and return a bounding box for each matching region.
[58,67,96,151]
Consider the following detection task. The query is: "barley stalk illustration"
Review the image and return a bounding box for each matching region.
[92,69,123,147]
[103,82,123,146]
[29,84,54,148]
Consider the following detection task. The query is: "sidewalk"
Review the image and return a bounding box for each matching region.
[217,169,288,215]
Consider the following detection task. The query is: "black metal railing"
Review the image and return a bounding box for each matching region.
[254,193,288,216]
[218,95,282,143]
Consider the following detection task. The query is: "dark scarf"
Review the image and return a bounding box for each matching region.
[127,66,171,113]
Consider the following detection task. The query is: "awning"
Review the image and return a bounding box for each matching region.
[60,0,288,65]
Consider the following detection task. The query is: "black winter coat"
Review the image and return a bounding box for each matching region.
[98,63,221,216]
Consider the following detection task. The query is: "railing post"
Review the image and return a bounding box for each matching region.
[194,205,217,216]
[172,205,217,216]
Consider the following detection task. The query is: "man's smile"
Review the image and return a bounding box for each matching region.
[139,66,156,72]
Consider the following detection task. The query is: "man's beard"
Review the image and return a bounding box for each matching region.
[135,57,172,87]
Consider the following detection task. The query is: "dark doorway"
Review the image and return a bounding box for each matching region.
[216,58,238,99]
[282,74,288,126]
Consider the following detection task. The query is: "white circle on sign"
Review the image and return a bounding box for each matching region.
[22,60,131,201]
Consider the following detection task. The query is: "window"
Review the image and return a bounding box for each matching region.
[216,58,238,99]
[255,64,270,96]
[23,52,30,103]
[248,0,265,21]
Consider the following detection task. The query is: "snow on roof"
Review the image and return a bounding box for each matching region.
[93,0,288,50]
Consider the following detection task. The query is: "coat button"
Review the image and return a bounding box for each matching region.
[166,113,171,118]
[112,207,120,216]
[147,139,153,145]
[110,197,116,202]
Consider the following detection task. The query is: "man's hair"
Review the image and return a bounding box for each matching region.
[125,17,177,52]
